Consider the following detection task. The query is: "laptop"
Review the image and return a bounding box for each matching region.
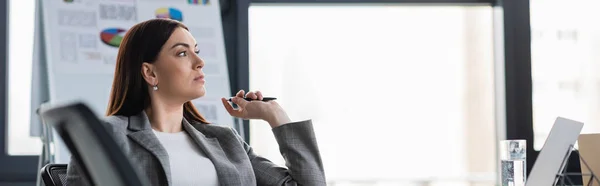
[525,117,584,186]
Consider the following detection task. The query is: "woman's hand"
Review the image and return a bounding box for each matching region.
[221,90,291,128]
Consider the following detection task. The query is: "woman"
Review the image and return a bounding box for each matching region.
[65,18,326,186]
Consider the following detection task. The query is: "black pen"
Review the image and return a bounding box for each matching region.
[228,97,277,102]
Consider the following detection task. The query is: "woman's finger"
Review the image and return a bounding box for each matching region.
[231,97,249,108]
[221,98,240,117]
[236,90,245,98]
[256,91,263,100]
[246,91,258,100]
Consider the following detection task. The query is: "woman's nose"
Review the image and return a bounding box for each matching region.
[194,55,204,68]
[195,57,204,69]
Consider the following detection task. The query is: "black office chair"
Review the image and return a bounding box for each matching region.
[39,101,148,186]
[40,164,67,186]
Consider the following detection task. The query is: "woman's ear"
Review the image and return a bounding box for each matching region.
[141,62,157,86]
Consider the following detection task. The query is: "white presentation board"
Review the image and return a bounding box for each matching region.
[525,117,584,186]
[38,0,233,163]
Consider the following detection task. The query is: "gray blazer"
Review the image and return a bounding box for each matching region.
[65,111,326,186]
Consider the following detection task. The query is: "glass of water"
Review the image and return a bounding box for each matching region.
[500,140,527,186]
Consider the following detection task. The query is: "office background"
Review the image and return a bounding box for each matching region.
[0,0,590,185]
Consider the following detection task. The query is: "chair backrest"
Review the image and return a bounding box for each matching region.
[40,101,147,186]
[40,164,67,186]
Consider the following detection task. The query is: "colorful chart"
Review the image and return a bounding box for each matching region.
[155,8,183,22]
[188,0,209,5]
[100,28,126,47]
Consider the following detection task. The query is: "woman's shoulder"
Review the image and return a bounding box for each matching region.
[101,115,129,133]
[202,122,232,130]
[192,122,241,139]
[193,122,232,133]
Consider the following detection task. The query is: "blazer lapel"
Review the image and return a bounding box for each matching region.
[126,112,172,186]
[182,120,242,186]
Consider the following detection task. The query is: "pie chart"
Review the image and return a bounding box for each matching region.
[188,0,209,5]
[155,7,183,22]
[100,28,126,47]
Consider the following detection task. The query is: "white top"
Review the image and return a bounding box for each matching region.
[152,129,219,186]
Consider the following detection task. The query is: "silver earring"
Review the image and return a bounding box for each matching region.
[153,85,158,91]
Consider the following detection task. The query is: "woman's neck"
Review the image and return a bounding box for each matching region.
[145,100,185,133]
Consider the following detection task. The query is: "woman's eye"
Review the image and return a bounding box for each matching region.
[178,51,187,57]
[194,50,200,55]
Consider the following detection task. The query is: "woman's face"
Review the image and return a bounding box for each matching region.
[146,27,206,103]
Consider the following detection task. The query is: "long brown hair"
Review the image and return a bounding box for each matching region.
[106,18,208,124]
